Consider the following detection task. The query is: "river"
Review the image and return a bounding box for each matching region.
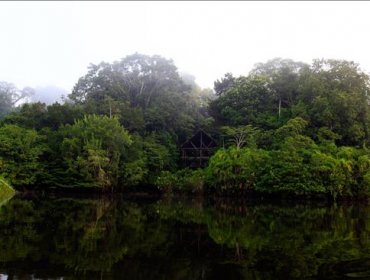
[0,194,369,279]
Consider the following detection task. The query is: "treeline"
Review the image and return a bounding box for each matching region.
[158,59,370,199]
[1,54,370,198]
[0,53,213,191]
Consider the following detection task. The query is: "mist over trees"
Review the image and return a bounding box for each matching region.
[1,54,370,199]
[31,85,67,105]
[0,83,67,118]
[0,82,35,118]
[0,53,215,190]
[210,58,370,146]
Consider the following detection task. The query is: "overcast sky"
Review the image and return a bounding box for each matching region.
[1,1,370,92]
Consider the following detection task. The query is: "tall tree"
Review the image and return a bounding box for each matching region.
[250,58,309,120]
[0,82,34,118]
[209,76,276,128]
[303,59,370,145]
[69,53,209,153]
[214,72,236,96]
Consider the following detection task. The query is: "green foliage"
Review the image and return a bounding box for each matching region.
[69,53,203,141]
[274,117,308,142]
[185,169,205,193]
[2,102,84,130]
[206,147,270,192]
[211,58,370,147]
[120,157,148,188]
[59,115,132,190]
[205,123,370,199]
[0,124,45,187]
[156,168,205,194]
[200,57,370,198]
[155,171,177,193]
[257,135,325,195]
[213,72,236,96]
[1,55,370,198]
[209,76,277,128]
[1,102,47,129]
[221,124,261,149]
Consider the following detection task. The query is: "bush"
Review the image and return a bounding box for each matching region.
[205,147,270,192]
[155,168,205,194]
[184,169,205,194]
[155,171,177,194]
[0,124,45,187]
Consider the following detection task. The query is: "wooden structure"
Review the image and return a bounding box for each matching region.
[181,129,217,168]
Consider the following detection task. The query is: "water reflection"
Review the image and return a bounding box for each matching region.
[0,195,369,279]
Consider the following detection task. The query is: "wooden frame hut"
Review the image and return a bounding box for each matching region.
[181,129,217,168]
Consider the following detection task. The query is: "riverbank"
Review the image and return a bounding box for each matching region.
[5,186,369,206]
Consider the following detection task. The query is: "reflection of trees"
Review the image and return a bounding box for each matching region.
[156,198,370,279]
[0,199,41,262]
[0,196,173,278]
[0,196,369,279]
[46,198,126,272]
[42,197,171,274]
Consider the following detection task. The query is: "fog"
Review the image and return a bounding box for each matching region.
[1,1,370,100]
[30,86,67,105]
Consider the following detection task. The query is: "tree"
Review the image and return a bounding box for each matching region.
[69,53,200,143]
[206,147,270,191]
[181,71,215,114]
[274,117,309,145]
[1,102,47,130]
[209,76,276,128]
[60,115,133,190]
[303,59,370,146]
[214,73,236,96]
[0,82,34,118]
[2,102,84,131]
[250,58,309,121]
[211,58,370,147]
[69,53,189,108]
[0,124,45,187]
[221,125,260,149]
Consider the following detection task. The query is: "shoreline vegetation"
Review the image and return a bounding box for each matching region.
[1,54,370,201]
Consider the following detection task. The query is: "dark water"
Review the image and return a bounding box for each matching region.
[0,194,370,280]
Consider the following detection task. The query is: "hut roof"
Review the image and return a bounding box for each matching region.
[181,129,217,149]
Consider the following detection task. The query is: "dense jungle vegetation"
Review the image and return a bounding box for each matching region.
[1,53,370,199]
